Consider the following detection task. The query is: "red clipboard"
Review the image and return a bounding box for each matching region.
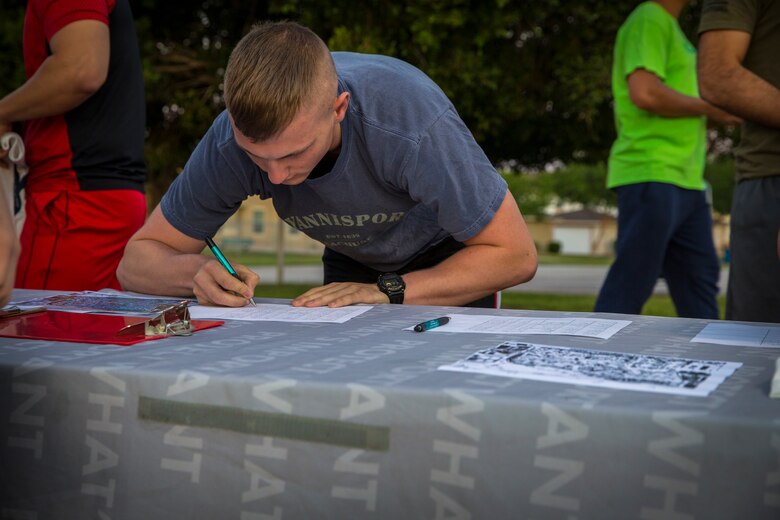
[0,310,224,346]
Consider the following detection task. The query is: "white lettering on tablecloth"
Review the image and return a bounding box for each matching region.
[7,382,46,459]
[429,389,483,519]
[242,439,287,520]
[7,359,53,460]
[530,403,588,515]
[332,450,380,511]
[554,386,611,410]
[359,351,459,388]
[240,380,295,519]
[340,383,385,420]
[160,372,209,484]
[161,426,203,483]
[81,367,127,516]
[167,371,210,396]
[292,340,422,375]
[252,379,296,413]
[331,384,385,511]
[640,411,703,520]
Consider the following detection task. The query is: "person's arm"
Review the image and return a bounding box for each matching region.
[0,123,11,161]
[0,183,19,307]
[0,20,109,126]
[116,206,259,307]
[291,189,538,308]
[698,30,780,128]
[627,68,742,125]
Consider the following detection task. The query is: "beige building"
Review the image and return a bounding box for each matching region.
[214,197,324,254]
[217,197,730,259]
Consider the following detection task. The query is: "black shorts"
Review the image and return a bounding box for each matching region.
[322,237,499,308]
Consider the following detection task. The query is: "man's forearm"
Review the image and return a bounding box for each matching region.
[0,56,98,125]
[117,240,210,297]
[402,243,537,306]
[699,64,780,128]
[627,69,726,121]
[400,191,537,306]
[698,30,780,128]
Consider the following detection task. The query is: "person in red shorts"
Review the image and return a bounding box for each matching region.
[0,0,146,291]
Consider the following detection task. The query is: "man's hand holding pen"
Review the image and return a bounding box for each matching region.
[193,260,259,307]
[190,237,255,307]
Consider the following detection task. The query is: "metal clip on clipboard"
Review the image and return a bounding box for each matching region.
[0,305,46,319]
[116,301,193,339]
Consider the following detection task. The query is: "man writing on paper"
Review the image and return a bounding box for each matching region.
[118,21,537,308]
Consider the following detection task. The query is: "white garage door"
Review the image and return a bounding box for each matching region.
[553,227,591,255]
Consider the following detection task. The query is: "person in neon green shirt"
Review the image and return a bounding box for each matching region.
[595,0,740,318]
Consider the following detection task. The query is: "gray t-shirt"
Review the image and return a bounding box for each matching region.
[161,52,507,272]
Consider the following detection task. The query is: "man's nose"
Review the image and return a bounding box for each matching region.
[265,161,287,184]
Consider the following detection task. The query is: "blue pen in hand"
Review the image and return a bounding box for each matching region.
[414,316,450,332]
[205,237,256,307]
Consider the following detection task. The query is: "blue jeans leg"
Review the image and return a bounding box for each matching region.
[661,189,720,319]
[595,183,675,315]
[595,183,720,318]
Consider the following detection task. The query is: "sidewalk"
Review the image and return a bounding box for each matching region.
[251,264,729,296]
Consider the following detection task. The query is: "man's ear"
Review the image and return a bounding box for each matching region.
[333,91,350,122]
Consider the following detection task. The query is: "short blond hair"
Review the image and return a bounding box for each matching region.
[224,21,336,141]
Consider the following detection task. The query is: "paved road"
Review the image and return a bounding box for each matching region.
[251,264,729,296]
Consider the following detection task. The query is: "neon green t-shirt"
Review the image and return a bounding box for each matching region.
[608,1,706,190]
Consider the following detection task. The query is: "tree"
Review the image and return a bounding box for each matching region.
[705,157,737,216]
[0,2,26,119]
[0,1,736,210]
[130,0,646,203]
[132,0,272,204]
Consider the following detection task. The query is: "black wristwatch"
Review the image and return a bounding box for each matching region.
[377,273,405,304]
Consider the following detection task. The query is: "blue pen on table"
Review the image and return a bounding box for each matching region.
[205,237,256,307]
[414,316,450,332]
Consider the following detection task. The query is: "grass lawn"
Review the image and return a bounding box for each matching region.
[254,284,726,318]
[235,249,726,318]
[536,254,613,265]
[220,250,323,266]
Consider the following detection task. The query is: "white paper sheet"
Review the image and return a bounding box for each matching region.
[407,314,631,339]
[189,303,372,323]
[691,322,780,348]
[439,341,741,397]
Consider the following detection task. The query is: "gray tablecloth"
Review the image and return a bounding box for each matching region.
[1,290,779,519]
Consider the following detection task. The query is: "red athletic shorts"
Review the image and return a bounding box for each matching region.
[15,190,146,291]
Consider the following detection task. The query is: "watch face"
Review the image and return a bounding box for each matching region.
[378,273,405,303]
[381,277,403,292]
